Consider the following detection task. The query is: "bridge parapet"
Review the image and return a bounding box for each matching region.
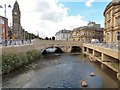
[83,43,120,59]
[33,39,82,53]
[34,39,82,46]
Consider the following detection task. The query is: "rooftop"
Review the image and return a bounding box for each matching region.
[104,0,120,16]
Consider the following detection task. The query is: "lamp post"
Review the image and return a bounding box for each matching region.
[36,31,39,38]
[0,4,11,46]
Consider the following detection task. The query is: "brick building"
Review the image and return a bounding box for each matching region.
[0,16,8,43]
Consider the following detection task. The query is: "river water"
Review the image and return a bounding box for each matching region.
[2,53,119,88]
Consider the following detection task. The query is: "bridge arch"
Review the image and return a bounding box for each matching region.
[41,46,64,55]
[41,45,82,55]
[70,46,82,53]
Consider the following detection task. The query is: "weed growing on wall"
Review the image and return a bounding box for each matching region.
[2,49,41,74]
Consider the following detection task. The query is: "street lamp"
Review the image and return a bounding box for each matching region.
[36,31,39,37]
[0,4,11,46]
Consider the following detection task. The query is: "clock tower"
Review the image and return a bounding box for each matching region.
[12,0,21,39]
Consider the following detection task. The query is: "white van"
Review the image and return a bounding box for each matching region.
[91,39,99,43]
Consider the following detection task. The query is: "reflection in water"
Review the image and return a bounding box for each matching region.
[2,53,118,88]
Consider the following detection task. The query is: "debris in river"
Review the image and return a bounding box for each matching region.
[81,80,88,87]
[90,72,96,77]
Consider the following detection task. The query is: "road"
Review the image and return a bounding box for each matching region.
[2,53,118,88]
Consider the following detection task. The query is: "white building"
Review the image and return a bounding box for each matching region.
[55,29,72,41]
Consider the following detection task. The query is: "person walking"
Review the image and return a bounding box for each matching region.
[9,39,12,45]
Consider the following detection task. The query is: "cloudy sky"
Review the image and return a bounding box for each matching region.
[0,0,111,38]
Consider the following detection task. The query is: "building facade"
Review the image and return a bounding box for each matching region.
[69,28,80,41]
[69,22,103,42]
[104,0,120,44]
[0,16,8,43]
[55,29,72,41]
[12,0,24,40]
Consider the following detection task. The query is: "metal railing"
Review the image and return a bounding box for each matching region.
[85,42,120,51]
[1,39,34,47]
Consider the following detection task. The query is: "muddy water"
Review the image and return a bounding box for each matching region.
[2,53,118,88]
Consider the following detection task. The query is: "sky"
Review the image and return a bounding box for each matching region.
[0,0,112,38]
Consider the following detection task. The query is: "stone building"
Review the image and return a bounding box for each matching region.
[69,22,103,42]
[69,28,80,41]
[12,0,24,40]
[104,0,120,44]
[55,29,72,41]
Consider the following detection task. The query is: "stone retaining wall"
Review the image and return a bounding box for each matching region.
[2,45,35,54]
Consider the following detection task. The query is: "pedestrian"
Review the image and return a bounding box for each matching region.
[10,39,12,45]
[22,40,23,44]
[30,39,31,43]
[4,39,7,46]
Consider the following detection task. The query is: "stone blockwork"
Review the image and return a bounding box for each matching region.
[33,39,82,53]
[2,39,83,54]
[83,43,120,80]
[2,45,35,54]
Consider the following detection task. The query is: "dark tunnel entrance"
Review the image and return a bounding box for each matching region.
[54,47,64,53]
[70,46,82,53]
[42,47,64,55]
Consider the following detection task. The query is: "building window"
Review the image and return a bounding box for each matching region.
[116,16,120,26]
[63,34,65,38]
[0,19,4,24]
[107,11,111,19]
[107,32,110,41]
[84,32,86,35]
[2,28,5,33]
[89,33,91,36]
[116,32,120,40]
[107,20,110,28]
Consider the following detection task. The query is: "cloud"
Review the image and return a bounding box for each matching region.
[0,0,88,38]
[85,0,95,7]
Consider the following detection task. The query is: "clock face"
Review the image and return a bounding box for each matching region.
[14,12,17,15]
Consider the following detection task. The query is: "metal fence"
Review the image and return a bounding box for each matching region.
[1,39,34,47]
[85,42,120,51]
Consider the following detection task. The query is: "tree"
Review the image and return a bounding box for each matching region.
[45,37,49,40]
[52,36,55,40]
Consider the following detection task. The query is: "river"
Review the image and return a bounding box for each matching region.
[2,53,118,88]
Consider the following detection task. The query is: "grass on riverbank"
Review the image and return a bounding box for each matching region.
[2,49,41,74]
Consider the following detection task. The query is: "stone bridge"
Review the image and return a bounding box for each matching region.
[33,39,82,53]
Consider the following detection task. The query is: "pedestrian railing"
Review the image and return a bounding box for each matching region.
[1,39,34,47]
[85,42,120,51]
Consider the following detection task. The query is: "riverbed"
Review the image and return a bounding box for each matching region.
[2,53,118,88]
